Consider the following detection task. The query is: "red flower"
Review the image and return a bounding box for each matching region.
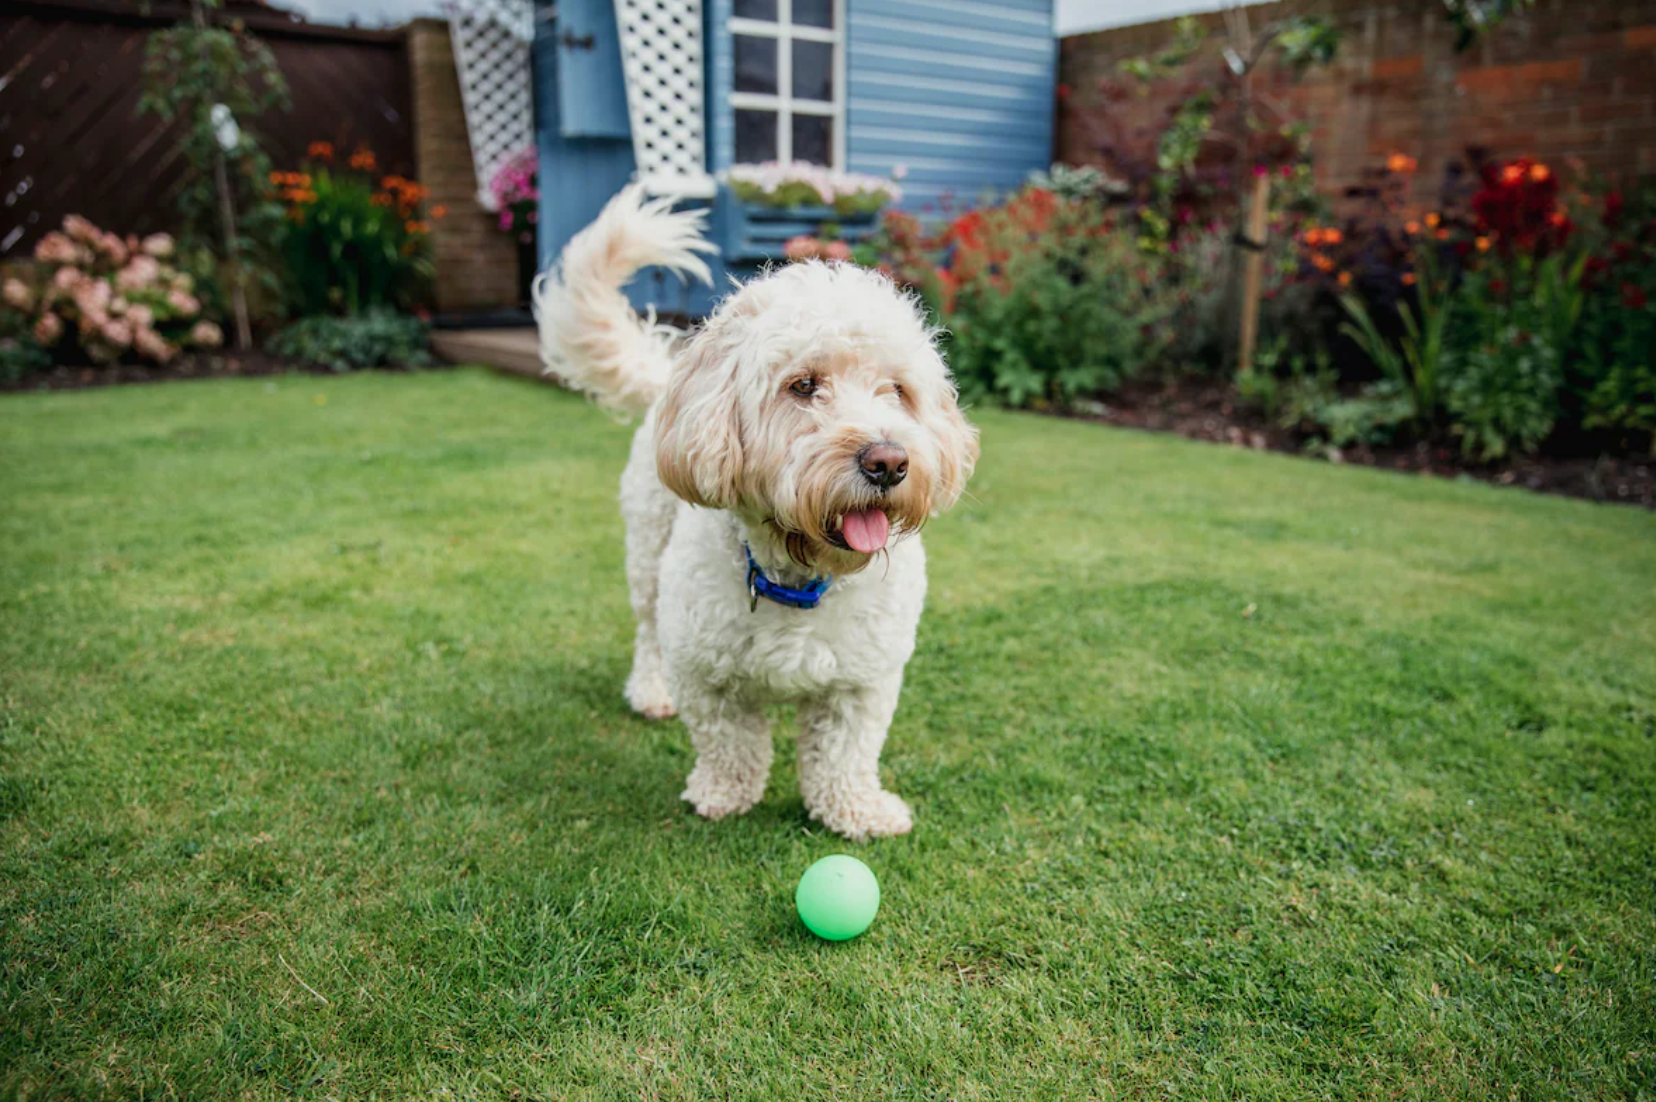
[1604,191,1625,226]
[1623,283,1649,310]
[1489,278,1507,295]
[1057,83,1072,101]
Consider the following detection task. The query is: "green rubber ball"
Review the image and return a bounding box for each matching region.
[795,855,881,941]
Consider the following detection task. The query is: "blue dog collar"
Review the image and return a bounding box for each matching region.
[745,545,831,611]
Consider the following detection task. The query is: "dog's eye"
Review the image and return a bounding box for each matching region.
[789,377,818,398]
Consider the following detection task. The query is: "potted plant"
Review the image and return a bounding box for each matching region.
[722,162,904,263]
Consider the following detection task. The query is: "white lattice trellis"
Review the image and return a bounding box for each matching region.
[614,0,715,198]
[449,0,535,210]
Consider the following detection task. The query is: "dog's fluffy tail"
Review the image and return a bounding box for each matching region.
[531,184,716,416]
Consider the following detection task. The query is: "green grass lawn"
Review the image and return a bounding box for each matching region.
[3,368,1654,1100]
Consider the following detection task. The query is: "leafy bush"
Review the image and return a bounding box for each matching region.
[273,146,441,316]
[5,216,223,365]
[267,312,432,372]
[1288,156,1656,460]
[0,336,49,384]
[929,188,1186,406]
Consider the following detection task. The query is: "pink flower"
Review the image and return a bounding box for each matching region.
[824,240,852,262]
[34,312,63,344]
[116,256,162,292]
[783,235,821,261]
[98,232,129,265]
[3,278,32,312]
[72,278,112,316]
[189,320,223,348]
[892,164,909,180]
[134,326,177,363]
[101,318,133,348]
[166,289,199,315]
[109,296,129,316]
[141,233,175,258]
[52,266,84,292]
[63,214,99,243]
[126,304,154,329]
[34,232,80,264]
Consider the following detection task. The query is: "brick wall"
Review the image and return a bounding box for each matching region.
[408,18,522,314]
[1058,0,1656,204]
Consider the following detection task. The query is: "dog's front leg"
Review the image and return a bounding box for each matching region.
[678,684,772,821]
[797,676,912,841]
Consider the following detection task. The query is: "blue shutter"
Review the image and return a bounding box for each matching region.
[555,0,631,138]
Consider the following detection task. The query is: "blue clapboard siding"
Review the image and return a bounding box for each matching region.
[847,0,1055,212]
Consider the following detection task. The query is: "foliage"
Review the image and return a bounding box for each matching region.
[1292,156,1656,460]
[267,312,432,372]
[5,216,222,365]
[1026,162,1128,203]
[932,189,1186,406]
[0,336,49,384]
[488,146,539,244]
[1338,250,1452,430]
[137,0,289,320]
[1442,0,1536,50]
[273,145,442,316]
[726,161,904,216]
[3,371,1656,1097]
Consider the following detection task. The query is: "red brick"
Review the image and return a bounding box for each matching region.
[1459,59,1583,92]
[1371,54,1423,80]
[1626,25,1656,49]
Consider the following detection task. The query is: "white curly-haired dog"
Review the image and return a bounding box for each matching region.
[533,185,978,840]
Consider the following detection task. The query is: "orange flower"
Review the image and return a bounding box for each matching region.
[1324,228,1345,245]
[1425,212,1441,228]
[267,170,284,185]
[430,204,448,219]
[404,220,430,235]
[1386,153,1418,173]
[1548,210,1568,228]
[1475,236,1492,252]
[1312,253,1336,272]
[1337,271,1353,288]
[1501,164,1524,185]
[1405,220,1422,235]
[1401,272,1417,286]
[1529,162,1550,182]
[1435,228,1451,241]
[307,141,334,161]
[1303,228,1324,246]
[349,149,378,172]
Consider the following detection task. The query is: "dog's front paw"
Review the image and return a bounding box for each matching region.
[682,766,764,822]
[809,789,913,842]
[625,670,676,720]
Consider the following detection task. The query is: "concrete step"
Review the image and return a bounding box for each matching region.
[431,327,547,381]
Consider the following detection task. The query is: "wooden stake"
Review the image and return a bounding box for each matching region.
[1236,171,1270,376]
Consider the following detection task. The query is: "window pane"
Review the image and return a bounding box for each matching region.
[734,0,777,19]
[737,109,779,163]
[792,40,834,102]
[734,35,778,95]
[792,114,832,166]
[794,0,833,27]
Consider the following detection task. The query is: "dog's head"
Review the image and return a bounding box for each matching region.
[655,261,978,573]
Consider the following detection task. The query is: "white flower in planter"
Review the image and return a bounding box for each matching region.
[210,103,240,152]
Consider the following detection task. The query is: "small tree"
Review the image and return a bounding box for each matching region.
[138,0,289,351]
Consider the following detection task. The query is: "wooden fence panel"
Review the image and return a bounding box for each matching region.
[0,0,416,259]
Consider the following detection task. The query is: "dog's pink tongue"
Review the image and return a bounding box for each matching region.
[841,508,890,553]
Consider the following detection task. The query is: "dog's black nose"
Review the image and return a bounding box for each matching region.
[858,442,908,490]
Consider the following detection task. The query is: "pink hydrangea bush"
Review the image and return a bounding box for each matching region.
[5,215,220,365]
[488,147,539,244]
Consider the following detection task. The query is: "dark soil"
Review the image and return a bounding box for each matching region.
[1064,378,1656,511]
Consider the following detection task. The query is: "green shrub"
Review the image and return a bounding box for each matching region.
[274,158,435,316]
[933,189,1186,407]
[267,313,432,373]
[0,336,49,384]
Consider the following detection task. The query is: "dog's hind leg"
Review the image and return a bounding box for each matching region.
[620,422,678,720]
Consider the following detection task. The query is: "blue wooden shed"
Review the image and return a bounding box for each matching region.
[531,0,1057,315]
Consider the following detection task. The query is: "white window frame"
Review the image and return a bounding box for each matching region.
[727,0,847,168]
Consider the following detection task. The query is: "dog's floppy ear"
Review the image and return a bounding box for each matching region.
[655,328,745,508]
[926,367,980,514]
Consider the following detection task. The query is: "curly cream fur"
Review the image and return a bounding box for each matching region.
[537,187,979,841]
